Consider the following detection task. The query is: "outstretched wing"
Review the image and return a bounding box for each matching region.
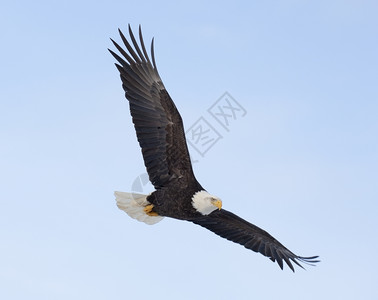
[192,209,319,272]
[109,25,194,188]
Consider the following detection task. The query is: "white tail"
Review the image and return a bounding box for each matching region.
[114,191,164,225]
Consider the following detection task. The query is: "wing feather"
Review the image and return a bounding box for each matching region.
[109,25,195,188]
[192,209,319,272]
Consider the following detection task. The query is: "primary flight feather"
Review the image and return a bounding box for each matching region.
[109,25,319,272]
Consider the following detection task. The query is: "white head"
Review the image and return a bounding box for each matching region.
[192,190,222,215]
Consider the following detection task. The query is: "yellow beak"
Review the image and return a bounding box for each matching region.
[212,199,222,210]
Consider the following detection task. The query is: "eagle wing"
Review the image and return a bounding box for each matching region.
[109,26,194,188]
[192,209,319,272]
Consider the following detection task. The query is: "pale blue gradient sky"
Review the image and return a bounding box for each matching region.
[1,1,378,299]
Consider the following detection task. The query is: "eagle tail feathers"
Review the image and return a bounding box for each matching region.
[114,191,164,225]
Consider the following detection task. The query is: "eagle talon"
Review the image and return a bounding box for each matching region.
[144,204,159,216]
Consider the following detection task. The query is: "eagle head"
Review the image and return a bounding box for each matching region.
[191,190,222,215]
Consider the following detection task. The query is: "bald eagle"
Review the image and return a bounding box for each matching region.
[109,25,319,272]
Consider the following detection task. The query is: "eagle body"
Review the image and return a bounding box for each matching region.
[109,25,319,272]
[146,182,205,220]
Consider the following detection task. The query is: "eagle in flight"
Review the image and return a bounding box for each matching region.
[109,25,319,272]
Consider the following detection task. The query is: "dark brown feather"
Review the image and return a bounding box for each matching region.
[192,209,320,272]
[109,25,195,189]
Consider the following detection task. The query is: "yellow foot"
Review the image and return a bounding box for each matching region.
[143,204,159,216]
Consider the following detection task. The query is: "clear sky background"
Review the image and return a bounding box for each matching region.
[1,1,377,299]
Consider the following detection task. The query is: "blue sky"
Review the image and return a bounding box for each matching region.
[1,0,377,299]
